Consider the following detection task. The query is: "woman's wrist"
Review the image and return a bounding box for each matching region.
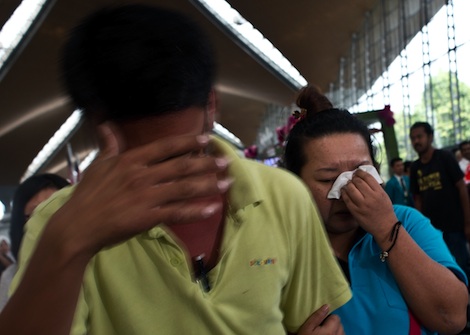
[379,221,402,262]
[371,216,400,249]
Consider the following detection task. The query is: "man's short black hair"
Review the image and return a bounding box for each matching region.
[61,4,216,123]
[389,157,403,167]
[410,121,434,136]
[459,140,470,151]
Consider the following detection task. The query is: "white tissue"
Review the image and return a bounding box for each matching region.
[327,165,383,199]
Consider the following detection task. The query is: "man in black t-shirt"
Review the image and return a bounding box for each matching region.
[410,122,470,280]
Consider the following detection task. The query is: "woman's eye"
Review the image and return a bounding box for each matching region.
[318,179,335,183]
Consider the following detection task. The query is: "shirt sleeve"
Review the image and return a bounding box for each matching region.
[442,150,465,185]
[9,186,89,335]
[9,190,69,295]
[281,195,352,333]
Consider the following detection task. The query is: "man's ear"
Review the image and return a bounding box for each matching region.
[96,121,125,157]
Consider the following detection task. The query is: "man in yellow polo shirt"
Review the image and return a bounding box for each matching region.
[2,5,351,334]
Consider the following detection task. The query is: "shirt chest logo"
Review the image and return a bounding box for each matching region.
[250,258,277,266]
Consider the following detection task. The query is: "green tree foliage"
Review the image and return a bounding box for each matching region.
[394,71,470,160]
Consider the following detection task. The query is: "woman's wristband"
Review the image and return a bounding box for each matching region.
[379,221,402,262]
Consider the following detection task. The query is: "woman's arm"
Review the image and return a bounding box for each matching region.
[382,226,467,334]
[342,170,468,334]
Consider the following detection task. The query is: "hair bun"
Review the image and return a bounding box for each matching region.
[296,85,333,116]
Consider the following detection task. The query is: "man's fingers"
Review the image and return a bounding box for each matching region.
[155,201,224,225]
[126,199,224,232]
[137,155,231,185]
[299,304,329,332]
[321,314,344,334]
[125,133,212,166]
[143,175,233,207]
[95,126,213,168]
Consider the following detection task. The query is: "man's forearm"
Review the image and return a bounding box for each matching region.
[0,218,92,335]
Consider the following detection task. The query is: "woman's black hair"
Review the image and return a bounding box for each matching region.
[9,174,70,260]
[284,85,377,176]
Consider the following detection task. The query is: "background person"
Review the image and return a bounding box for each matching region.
[0,173,70,312]
[286,85,468,335]
[1,6,351,335]
[385,157,414,207]
[409,122,470,281]
[458,140,470,183]
[0,237,13,276]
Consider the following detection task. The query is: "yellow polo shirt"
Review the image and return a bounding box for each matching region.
[12,137,351,334]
